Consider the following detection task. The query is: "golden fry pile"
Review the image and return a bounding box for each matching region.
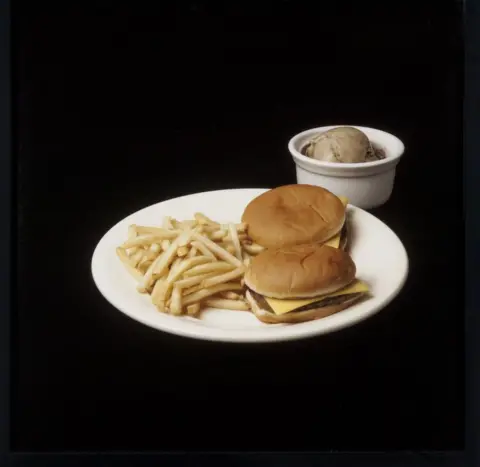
[116,213,264,317]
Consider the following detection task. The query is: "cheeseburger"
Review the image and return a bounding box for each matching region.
[244,243,369,324]
[242,184,349,251]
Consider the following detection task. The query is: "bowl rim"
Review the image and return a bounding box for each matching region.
[288,125,405,170]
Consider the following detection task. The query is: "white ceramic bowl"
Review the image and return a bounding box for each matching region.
[288,125,405,209]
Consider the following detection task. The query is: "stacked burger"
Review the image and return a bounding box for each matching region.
[241,184,370,324]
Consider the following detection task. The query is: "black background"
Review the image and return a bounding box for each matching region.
[13,1,464,453]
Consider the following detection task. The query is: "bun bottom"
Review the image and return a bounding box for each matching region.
[245,290,365,324]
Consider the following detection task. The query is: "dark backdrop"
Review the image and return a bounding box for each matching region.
[13,1,464,452]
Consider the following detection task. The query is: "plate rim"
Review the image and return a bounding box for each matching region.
[91,188,409,343]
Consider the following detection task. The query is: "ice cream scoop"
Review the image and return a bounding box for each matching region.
[303,126,385,163]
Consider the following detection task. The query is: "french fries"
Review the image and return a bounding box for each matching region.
[116,247,144,282]
[242,242,265,255]
[194,212,219,226]
[192,232,243,268]
[204,298,250,311]
[116,213,265,317]
[191,240,216,259]
[176,246,189,257]
[170,286,183,315]
[220,291,242,300]
[201,266,245,288]
[183,261,235,277]
[183,283,244,306]
[228,223,242,260]
[186,303,201,316]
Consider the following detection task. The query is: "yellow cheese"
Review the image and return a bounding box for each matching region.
[324,235,341,249]
[323,196,349,249]
[264,279,369,315]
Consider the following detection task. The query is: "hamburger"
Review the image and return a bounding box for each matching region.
[244,243,369,324]
[242,184,350,251]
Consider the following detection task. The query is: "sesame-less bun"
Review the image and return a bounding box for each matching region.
[241,184,346,249]
[245,290,364,324]
[243,243,356,299]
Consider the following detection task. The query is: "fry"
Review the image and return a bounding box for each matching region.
[221,222,247,233]
[201,266,245,288]
[125,247,139,256]
[150,243,161,254]
[172,255,213,277]
[194,212,219,226]
[228,223,242,260]
[184,280,241,297]
[186,303,201,317]
[161,239,171,251]
[176,246,189,257]
[204,299,250,311]
[142,229,194,289]
[200,225,221,233]
[181,283,204,296]
[130,249,145,267]
[183,282,244,306]
[152,258,183,303]
[242,242,265,255]
[174,271,218,290]
[191,241,216,259]
[128,225,137,239]
[151,279,166,306]
[222,233,248,243]
[138,260,152,273]
[133,226,182,237]
[192,232,243,267]
[177,235,191,247]
[170,286,183,315]
[162,216,174,230]
[224,245,236,255]
[203,223,246,233]
[116,247,144,281]
[137,256,151,269]
[168,258,183,280]
[138,249,158,265]
[187,247,197,258]
[183,261,235,277]
[122,234,175,249]
[171,219,182,229]
[136,283,149,293]
[242,250,251,267]
[209,229,228,241]
[157,256,214,302]
[220,291,242,300]
[180,220,197,230]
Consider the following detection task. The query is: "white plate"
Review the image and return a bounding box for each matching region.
[91,188,409,343]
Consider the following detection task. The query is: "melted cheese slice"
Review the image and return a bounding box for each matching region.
[323,196,349,249]
[324,236,342,248]
[264,279,369,315]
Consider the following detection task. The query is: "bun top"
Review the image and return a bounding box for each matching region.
[242,184,345,249]
[244,243,356,299]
